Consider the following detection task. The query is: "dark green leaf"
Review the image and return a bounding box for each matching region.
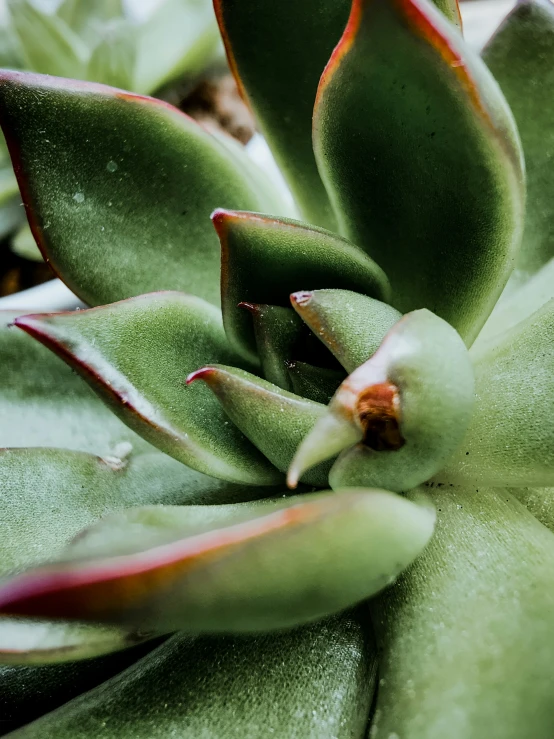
[0,71,288,308]
[215,210,390,363]
[313,0,524,345]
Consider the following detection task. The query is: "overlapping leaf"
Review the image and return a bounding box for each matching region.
[0,72,289,308]
[313,0,524,344]
[0,491,435,634]
[15,293,282,485]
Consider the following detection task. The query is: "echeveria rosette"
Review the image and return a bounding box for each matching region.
[0,0,553,736]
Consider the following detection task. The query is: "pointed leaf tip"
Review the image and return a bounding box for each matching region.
[291,310,474,493]
[216,211,390,362]
[15,294,282,486]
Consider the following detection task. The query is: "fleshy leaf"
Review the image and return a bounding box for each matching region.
[291,289,402,373]
[484,0,554,278]
[215,210,390,363]
[6,611,376,739]
[438,299,554,487]
[214,0,350,229]
[0,71,289,308]
[187,364,330,486]
[289,310,474,492]
[15,293,282,485]
[313,0,524,345]
[370,485,554,739]
[0,491,435,633]
[0,310,149,453]
[0,445,265,665]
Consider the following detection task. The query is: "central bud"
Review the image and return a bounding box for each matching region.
[357,382,405,451]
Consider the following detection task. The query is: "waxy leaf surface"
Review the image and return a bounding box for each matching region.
[215,210,389,363]
[439,299,554,487]
[1,641,160,735]
[313,0,524,344]
[370,486,554,739]
[0,72,287,308]
[0,443,263,664]
[15,293,282,485]
[8,611,375,739]
[0,490,435,634]
[484,0,554,278]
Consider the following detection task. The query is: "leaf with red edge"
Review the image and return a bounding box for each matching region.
[215,210,390,364]
[0,71,289,308]
[0,490,435,634]
[313,0,524,345]
[15,293,282,486]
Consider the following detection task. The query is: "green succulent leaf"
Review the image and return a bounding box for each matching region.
[215,210,390,363]
[291,289,402,373]
[0,71,289,308]
[187,364,330,485]
[214,0,350,230]
[289,310,475,493]
[240,303,306,391]
[0,490,435,634]
[15,293,282,485]
[8,1,89,78]
[0,442,265,665]
[7,611,375,739]
[313,0,524,345]
[439,299,554,487]
[370,485,554,739]
[484,0,554,279]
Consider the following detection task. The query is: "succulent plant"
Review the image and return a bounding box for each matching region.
[0,0,220,285]
[0,0,553,736]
